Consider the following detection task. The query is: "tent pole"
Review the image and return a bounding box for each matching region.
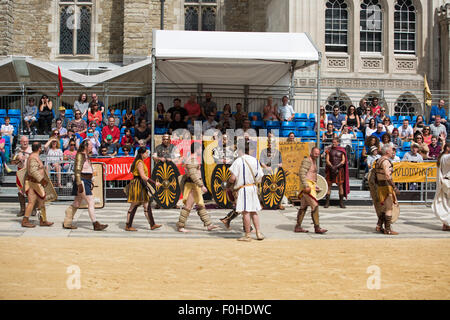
[151,50,156,170]
[289,62,295,102]
[316,53,322,167]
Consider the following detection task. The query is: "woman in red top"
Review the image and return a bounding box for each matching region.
[88,103,102,126]
[319,105,328,131]
[121,128,134,148]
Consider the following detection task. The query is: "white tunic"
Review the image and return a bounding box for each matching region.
[230,155,264,212]
[432,154,450,226]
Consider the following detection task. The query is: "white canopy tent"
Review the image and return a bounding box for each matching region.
[150,30,322,157]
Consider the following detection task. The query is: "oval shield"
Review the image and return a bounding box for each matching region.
[151,161,181,209]
[260,167,286,209]
[211,164,234,209]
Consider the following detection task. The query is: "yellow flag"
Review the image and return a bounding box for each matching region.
[424,74,432,107]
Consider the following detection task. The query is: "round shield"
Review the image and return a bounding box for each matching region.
[316,174,328,201]
[151,161,181,209]
[211,164,233,209]
[260,167,286,209]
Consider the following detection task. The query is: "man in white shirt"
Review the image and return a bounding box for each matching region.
[278,96,295,121]
[202,112,218,134]
[402,143,423,162]
[228,140,264,241]
[398,119,414,142]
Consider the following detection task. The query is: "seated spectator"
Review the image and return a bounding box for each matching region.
[369,97,382,117]
[62,129,78,151]
[168,112,188,135]
[375,106,389,124]
[366,146,381,169]
[391,128,402,149]
[88,102,103,127]
[371,123,387,141]
[339,124,356,158]
[89,93,105,115]
[101,116,120,146]
[44,137,63,187]
[429,99,447,124]
[361,136,380,160]
[365,118,377,137]
[23,97,38,135]
[134,139,150,157]
[242,119,252,134]
[200,92,217,120]
[414,134,429,160]
[380,133,392,148]
[102,135,118,157]
[74,93,89,118]
[121,145,131,157]
[184,95,201,121]
[318,106,328,131]
[263,96,279,121]
[345,105,360,131]
[134,118,151,148]
[89,122,101,139]
[57,106,70,128]
[322,123,337,149]
[99,146,108,157]
[69,110,88,139]
[63,139,77,171]
[156,102,168,128]
[106,106,121,127]
[402,143,423,162]
[422,126,432,145]
[413,115,425,135]
[0,134,12,173]
[328,106,345,131]
[356,98,368,116]
[287,132,296,143]
[1,117,14,142]
[120,128,134,148]
[234,103,247,128]
[278,96,295,121]
[87,128,101,156]
[52,118,67,138]
[428,136,441,160]
[203,112,219,134]
[122,108,136,129]
[221,104,232,119]
[361,106,374,129]
[391,145,401,163]
[135,103,150,125]
[187,116,200,135]
[429,115,447,144]
[218,111,235,131]
[382,117,394,134]
[398,119,414,142]
[168,98,188,122]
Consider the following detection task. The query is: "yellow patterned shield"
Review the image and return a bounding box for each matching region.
[260,167,286,209]
[211,164,233,209]
[151,161,181,209]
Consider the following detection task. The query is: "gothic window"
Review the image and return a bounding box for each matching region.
[59,0,92,55]
[394,0,416,55]
[325,0,349,53]
[360,0,383,53]
[394,96,419,117]
[184,0,216,31]
[325,93,351,114]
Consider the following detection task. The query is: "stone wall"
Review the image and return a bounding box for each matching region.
[224,0,250,31]
[98,0,124,62]
[0,0,14,56]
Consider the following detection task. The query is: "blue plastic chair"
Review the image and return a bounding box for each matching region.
[7,109,21,118]
[356,131,364,140]
[295,121,308,129]
[248,112,262,121]
[251,120,264,129]
[281,121,296,129]
[402,141,411,151]
[155,127,168,135]
[0,109,6,117]
[265,121,281,129]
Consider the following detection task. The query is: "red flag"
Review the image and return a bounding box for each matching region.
[57,66,64,96]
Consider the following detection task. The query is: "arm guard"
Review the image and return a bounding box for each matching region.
[74,153,85,185]
[299,158,311,189]
[185,164,204,188]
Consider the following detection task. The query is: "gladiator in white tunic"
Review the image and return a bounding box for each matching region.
[432,154,450,227]
[229,154,264,213]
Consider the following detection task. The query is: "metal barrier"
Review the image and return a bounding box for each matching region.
[394,162,438,204]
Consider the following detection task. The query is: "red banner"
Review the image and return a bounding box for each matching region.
[91,157,151,181]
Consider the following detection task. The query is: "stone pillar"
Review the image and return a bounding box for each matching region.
[0,0,14,56]
[224,0,250,31]
[439,3,450,100]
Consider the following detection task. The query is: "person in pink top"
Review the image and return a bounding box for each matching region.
[101,116,120,145]
[184,94,201,120]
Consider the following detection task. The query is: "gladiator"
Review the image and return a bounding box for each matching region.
[295,147,327,234]
[324,137,350,208]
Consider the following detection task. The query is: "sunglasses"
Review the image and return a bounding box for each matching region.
[381,110,386,112]
[70,144,76,146]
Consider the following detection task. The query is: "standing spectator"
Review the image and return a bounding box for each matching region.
[391,128,402,149]
[414,134,429,160]
[398,119,414,142]
[429,99,447,124]
[345,105,360,131]
[167,98,188,122]
[63,139,77,171]
[135,103,150,125]
[277,96,295,121]
[120,128,134,148]
[402,143,423,162]
[101,116,120,146]
[1,117,14,142]
[0,134,12,173]
[184,94,201,121]
[57,106,70,128]
[422,126,432,145]
[102,135,118,157]
[365,118,377,137]
[428,136,441,160]
[89,93,105,115]
[203,112,218,134]
[155,102,168,128]
[356,98,368,116]
[375,106,389,124]
[74,93,89,118]
[234,103,247,128]
[218,111,236,131]
[44,137,63,187]
[328,106,346,131]
[23,98,38,135]
[413,115,425,135]
[380,133,392,149]
[361,105,374,128]
[69,110,88,139]
[382,117,394,134]
[318,106,329,131]
[134,118,152,147]
[369,97,382,117]
[263,96,279,121]
[122,108,135,129]
[200,92,217,120]
[86,128,101,156]
[429,115,447,143]
[52,118,67,138]
[38,95,54,135]
[371,123,387,141]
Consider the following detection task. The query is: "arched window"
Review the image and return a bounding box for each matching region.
[59,0,92,55]
[394,0,416,54]
[360,0,383,53]
[394,94,420,117]
[325,92,352,114]
[325,0,349,52]
[185,0,216,31]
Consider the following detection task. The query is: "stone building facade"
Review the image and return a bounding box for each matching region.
[0,0,449,116]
